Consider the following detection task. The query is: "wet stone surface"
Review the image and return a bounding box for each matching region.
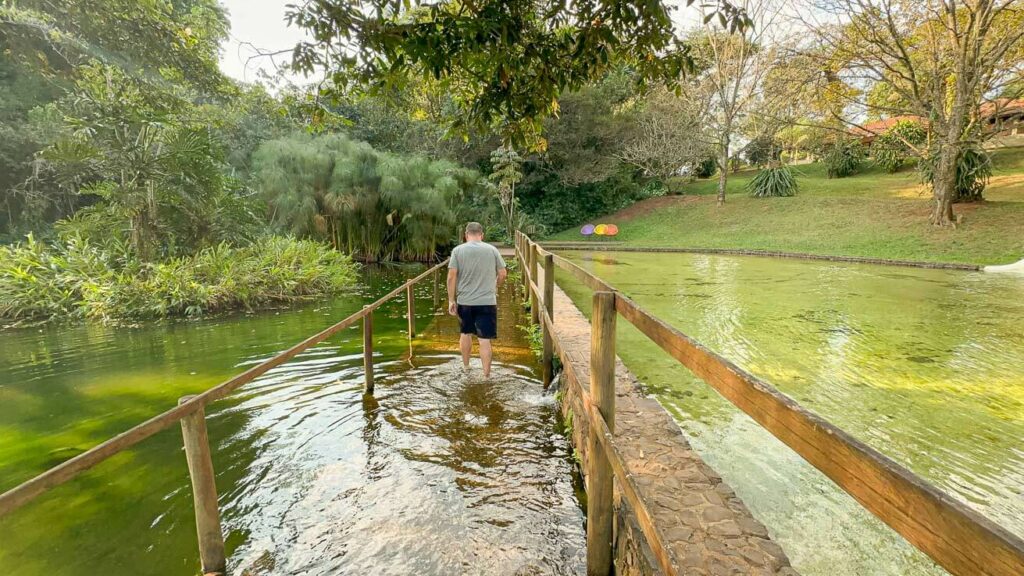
[546,279,796,575]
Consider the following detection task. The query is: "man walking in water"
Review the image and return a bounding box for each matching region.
[447,222,507,377]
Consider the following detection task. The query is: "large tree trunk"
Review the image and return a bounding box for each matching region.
[717,134,730,206]
[930,143,958,226]
[930,94,969,226]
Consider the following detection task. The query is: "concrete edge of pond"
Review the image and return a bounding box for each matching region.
[548,281,798,575]
[539,244,986,271]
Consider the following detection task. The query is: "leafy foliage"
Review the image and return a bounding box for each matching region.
[694,156,718,178]
[824,139,866,178]
[918,144,992,203]
[287,0,750,146]
[33,64,255,260]
[873,120,927,173]
[0,235,357,324]
[254,133,482,261]
[742,135,783,167]
[488,146,524,242]
[747,166,798,198]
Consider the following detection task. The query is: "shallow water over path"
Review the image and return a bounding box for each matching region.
[560,251,1024,576]
[0,266,585,575]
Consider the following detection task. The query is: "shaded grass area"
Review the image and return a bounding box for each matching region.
[551,148,1024,265]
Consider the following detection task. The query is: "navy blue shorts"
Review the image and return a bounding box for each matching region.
[457,304,498,339]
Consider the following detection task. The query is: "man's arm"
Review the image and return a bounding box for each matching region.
[447,268,458,315]
[495,249,507,287]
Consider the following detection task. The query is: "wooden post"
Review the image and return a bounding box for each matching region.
[406,284,416,339]
[363,306,374,394]
[587,291,616,576]
[520,235,529,295]
[529,243,539,324]
[432,269,439,310]
[178,396,226,576]
[542,253,555,387]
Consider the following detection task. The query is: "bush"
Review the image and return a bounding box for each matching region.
[918,144,992,203]
[824,139,866,178]
[742,135,782,167]
[873,120,927,173]
[747,166,798,198]
[694,156,718,178]
[0,235,358,324]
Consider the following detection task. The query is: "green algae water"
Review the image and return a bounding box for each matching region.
[0,265,585,575]
[559,251,1024,576]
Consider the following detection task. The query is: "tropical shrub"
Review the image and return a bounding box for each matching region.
[918,144,992,203]
[873,120,927,173]
[253,133,482,261]
[0,235,357,324]
[747,166,798,198]
[824,139,866,178]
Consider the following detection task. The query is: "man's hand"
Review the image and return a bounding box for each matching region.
[448,302,457,316]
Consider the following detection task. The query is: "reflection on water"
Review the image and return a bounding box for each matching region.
[0,266,584,576]
[565,251,1024,576]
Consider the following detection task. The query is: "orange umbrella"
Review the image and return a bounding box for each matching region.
[605,224,619,236]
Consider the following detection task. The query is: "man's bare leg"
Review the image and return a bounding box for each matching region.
[479,338,493,378]
[460,333,473,368]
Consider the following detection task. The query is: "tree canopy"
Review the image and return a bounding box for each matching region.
[287,0,751,147]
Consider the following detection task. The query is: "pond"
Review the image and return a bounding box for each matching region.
[558,250,1024,576]
[0,265,585,576]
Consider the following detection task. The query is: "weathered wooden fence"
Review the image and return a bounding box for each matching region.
[515,230,1024,576]
[0,260,447,575]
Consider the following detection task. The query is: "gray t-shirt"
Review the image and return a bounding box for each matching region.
[449,241,506,305]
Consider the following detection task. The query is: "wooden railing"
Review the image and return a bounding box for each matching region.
[0,260,448,575]
[515,231,1024,576]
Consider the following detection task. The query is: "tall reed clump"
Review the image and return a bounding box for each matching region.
[253,133,483,262]
[0,235,358,325]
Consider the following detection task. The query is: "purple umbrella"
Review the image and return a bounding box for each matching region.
[580,224,596,236]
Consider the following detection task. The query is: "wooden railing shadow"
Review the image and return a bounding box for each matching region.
[0,260,447,575]
[514,230,1024,576]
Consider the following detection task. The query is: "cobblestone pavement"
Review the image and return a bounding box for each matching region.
[545,276,798,576]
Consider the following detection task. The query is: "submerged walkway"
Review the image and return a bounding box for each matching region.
[544,267,796,575]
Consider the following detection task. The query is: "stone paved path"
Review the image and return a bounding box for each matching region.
[544,271,798,576]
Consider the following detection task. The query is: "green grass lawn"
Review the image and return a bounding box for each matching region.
[550,148,1024,265]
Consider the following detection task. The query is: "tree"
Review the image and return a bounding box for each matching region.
[0,0,232,237]
[286,0,751,147]
[35,64,240,260]
[690,0,783,205]
[806,0,1024,225]
[617,86,713,189]
[488,146,523,240]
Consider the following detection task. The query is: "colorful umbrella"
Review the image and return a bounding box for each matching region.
[605,224,619,236]
[580,224,595,236]
[594,224,608,235]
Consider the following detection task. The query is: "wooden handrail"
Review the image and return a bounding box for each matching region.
[517,230,678,575]
[0,259,449,518]
[524,231,1024,576]
[614,293,1024,576]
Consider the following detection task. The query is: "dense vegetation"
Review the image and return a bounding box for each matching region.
[254,133,481,262]
[2,0,1022,325]
[0,236,354,324]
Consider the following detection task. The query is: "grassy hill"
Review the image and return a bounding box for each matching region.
[550,148,1024,265]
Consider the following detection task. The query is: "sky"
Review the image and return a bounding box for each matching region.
[218,0,311,83]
